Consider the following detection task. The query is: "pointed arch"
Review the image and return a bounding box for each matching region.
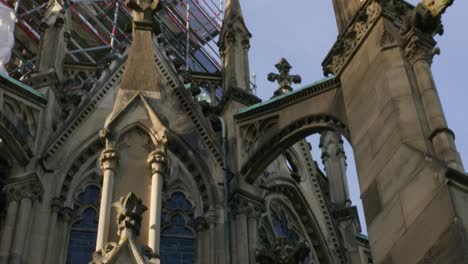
[261,178,343,264]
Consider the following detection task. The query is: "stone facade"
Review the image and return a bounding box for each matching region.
[0,0,466,264]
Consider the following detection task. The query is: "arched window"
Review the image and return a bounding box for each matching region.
[66,185,100,264]
[258,199,313,264]
[160,192,195,264]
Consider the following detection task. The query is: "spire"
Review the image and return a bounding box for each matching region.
[118,0,162,92]
[29,0,71,84]
[218,0,251,92]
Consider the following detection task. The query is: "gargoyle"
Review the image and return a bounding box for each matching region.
[401,0,454,36]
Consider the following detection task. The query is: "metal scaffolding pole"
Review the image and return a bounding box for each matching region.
[185,0,191,70]
[110,1,119,51]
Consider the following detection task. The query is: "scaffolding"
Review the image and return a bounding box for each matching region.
[4,0,224,78]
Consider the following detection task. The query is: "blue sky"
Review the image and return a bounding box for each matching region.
[240,0,468,234]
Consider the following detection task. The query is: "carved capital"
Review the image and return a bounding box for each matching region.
[50,197,63,213]
[193,216,209,232]
[402,31,439,66]
[3,174,44,202]
[61,206,74,223]
[229,192,264,218]
[100,148,119,172]
[147,139,168,175]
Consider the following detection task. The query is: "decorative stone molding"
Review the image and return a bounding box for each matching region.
[256,238,310,264]
[100,148,119,172]
[193,216,209,233]
[59,139,103,199]
[147,139,168,175]
[113,192,148,238]
[322,0,382,76]
[3,174,44,202]
[229,191,264,218]
[50,197,63,213]
[61,206,74,223]
[402,31,439,66]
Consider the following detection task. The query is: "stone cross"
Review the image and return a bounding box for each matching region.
[267,58,302,97]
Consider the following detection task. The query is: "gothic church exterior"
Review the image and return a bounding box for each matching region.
[0,0,467,263]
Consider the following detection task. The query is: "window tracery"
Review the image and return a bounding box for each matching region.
[160,191,195,264]
[257,198,313,264]
[66,185,100,264]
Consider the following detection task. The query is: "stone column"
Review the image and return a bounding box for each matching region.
[404,33,463,170]
[96,148,119,251]
[6,176,43,264]
[247,207,261,264]
[194,217,209,264]
[0,196,19,263]
[43,197,62,264]
[58,207,74,263]
[147,143,168,256]
[206,209,217,264]
[320,131,351,208]
[9,196,33,264]
[229,193,263,264]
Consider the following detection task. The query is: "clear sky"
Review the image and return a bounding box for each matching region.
[240,0,468,234]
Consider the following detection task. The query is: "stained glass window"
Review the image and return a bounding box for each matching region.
[160,192,195,264]
[66,185,100,264]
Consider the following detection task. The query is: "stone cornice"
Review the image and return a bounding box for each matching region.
[322,0,382,77]
[0,75,48,106]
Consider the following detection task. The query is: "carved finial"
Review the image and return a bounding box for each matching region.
[125,0,161,29]
[267,58,302,97]
[113,192,147,241]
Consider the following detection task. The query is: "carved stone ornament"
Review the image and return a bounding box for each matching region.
[147,137,168,175]
[256,238,310,264]
[268,58,302,97]
[50,197,63,213]
[3,174,44,202]
[100,148,119,171]
[125,0,161,25]
[402,32,439,66]
[322,0,382,76]
[113,192,148,238]
[61,206,74,223]
[229,192,264,218]
[193,216,209,233]
[400,0,454,37]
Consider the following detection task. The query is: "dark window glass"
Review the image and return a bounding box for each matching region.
[66,185,100,264]
[160,192,195,264]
